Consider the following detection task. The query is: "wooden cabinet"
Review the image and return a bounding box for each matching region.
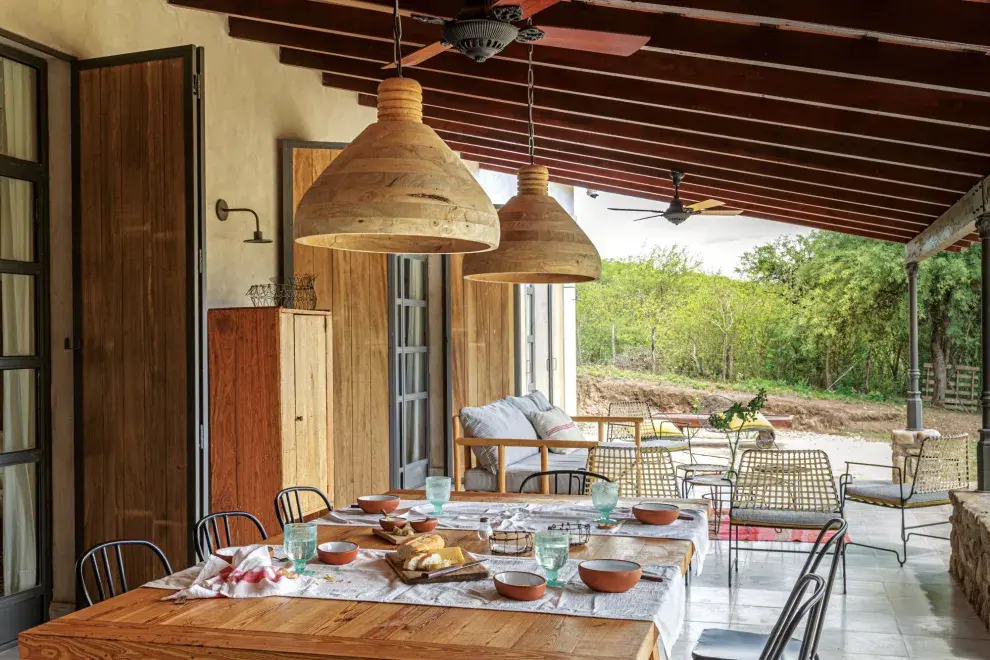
[208,307,333,533]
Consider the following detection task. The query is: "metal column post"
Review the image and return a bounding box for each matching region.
[978,215,990,491]
[906,261,923,431]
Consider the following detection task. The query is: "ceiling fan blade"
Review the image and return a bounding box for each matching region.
[687,199,725,211]
[608,208,664,212]
[633,214,665,222]
[699,209,745,216]
[382,42,451,69]
[535,26,650,56]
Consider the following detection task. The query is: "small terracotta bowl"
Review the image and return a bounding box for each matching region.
[410,517,438,533]
[494,571,547,601]
[215,547,237,564]
[632,503,680,526]
[379,517,408,532]
[579,559,642,593]
[317,541,359,565]
[357,494,400,515]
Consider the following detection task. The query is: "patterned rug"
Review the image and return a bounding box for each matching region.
[711,514,851,543]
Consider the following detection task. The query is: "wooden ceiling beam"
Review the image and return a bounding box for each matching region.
[297,52,983,190]
[340,81,963,208]
[228,18,990,155]
[906,177,990,262]
[438,132,932,228]
[599,0,990,51]
[475,162,912,243]
[458,147,920,240]
[405,104,950,214]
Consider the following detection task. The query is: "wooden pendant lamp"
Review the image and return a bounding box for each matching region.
[462,41,600,283]
[293,2,499,254]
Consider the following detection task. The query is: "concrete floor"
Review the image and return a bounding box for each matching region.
[671,431,990,660]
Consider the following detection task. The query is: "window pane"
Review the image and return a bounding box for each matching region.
[402,353,428,395]
[1,273,33,356]
[401,400,427,465]
[0,177,34,261]
[0,369,36,452]
[0,58,38,162]
[1,461,38,595]
[402,258,426,301]
[403,306,426,347]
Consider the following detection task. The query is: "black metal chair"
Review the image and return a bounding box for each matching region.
[518,469,611,495]
[275,486,334,530]
[194,511,268,560]
[693,517,847,660]
[76,539,172,606]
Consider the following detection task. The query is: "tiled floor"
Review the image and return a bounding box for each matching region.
[671,432,990,660]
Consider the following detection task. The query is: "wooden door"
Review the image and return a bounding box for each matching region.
[281,141,390,508]
[280,311,332,516]
[75,47,205,590]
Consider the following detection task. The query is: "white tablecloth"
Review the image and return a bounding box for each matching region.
[146,548,685,659]
[325,498,710,575]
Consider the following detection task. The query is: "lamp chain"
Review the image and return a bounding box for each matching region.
[526,19,535,166]
[393,0,403,77]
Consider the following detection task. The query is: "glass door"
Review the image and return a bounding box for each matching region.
[390,256,430,488]
[0,44,50,647]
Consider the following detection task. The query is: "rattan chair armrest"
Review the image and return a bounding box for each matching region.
[843,460,902,477]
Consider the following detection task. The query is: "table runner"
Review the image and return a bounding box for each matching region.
[146,547,685,659]
[324,499,710,575]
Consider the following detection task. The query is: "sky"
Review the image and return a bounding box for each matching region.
[476,168,812,277]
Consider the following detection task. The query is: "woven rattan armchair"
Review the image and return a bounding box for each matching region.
[586,444,680,497]
[840,433,970,565]
[729,449,843,587]
[606,401,690,452]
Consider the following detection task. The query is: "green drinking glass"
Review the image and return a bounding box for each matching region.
[534,530,570,587]
[591,480,620,526]
[425,476,452,515]
[283,522,317,575]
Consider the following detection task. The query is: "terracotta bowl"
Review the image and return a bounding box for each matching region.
[494,571,547,601]
[579,559,642,593]
[215,547,237,564]
[632,503,680,526]
[317,541,359,565]
[410,517,438,533]
[357,495,400,515]
[379,517,408,532]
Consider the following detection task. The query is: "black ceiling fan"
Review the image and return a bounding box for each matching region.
[608,171,744,225]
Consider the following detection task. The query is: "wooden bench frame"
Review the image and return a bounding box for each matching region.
[452,415,643,494]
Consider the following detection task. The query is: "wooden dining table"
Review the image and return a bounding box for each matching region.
[20,489,709,660]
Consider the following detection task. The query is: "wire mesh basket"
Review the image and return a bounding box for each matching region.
[489,530,533,555]
[547,522,590,547]
[246,274,317,309]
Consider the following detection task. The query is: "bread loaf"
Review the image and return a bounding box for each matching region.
[395,533,445,560]
[403,552,453,571]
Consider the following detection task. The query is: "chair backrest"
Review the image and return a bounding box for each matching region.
[275,486,334,530]
[796,517,848,659]
[732,449,840,513]
[761,573,828,660]
[911,433,970,495]
[586,445,679,497]
[194,511,268,560]
[607,400,670,441]
[518,469,612,495]
[76,539,172,607]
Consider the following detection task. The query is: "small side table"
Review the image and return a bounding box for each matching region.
[680,469,733,536]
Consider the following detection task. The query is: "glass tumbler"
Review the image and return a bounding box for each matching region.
[283,522,317,575]
[425,476,452,515]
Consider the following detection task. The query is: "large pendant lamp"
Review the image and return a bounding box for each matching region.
[462,39,600,283]
[293,1,499,254]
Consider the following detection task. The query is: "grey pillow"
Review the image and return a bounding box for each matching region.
[506,391,552,417]
[528,407,585,455]
[459,398,539,473]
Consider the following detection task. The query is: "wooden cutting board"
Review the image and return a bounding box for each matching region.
[372,528,425,545]
[385,549,490,585]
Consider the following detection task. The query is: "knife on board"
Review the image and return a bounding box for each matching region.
[640,571,666,582]
[420,559,488,580]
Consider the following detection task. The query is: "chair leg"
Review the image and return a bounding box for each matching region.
[899,505,908,567]
[728,520,733,588]
[841,540,847,595]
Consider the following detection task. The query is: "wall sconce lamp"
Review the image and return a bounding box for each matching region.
[216,199,273,244]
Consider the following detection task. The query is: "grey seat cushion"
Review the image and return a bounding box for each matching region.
[464,450,591,492]
[692,628,802,660]
[844,480,950,507]
[730,508,840,528]
[459,398,539,472]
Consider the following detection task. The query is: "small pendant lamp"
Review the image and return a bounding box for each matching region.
[293,1,499,254]
[462,38,600,282]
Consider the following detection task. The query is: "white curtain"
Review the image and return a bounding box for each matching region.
[1,56,38,596]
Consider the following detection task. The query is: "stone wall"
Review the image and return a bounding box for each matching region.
[890,429,940,483]
[949,491,990,630]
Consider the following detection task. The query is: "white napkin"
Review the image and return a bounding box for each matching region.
[164,545,312,601]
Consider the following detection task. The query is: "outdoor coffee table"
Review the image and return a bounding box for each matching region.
[20,489,709,660]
